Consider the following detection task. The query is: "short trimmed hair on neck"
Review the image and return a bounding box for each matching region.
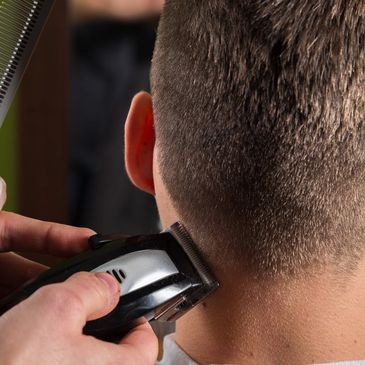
[151,0,365,276]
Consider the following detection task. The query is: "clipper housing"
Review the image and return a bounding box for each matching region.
[0,223,219,340]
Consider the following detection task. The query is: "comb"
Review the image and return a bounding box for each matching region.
[0,0,56,126]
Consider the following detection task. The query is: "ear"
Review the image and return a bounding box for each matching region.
[125,92,156,195]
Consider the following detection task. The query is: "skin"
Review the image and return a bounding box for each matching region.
[125,91,365,365]
[0,177,158,365]
[70,0,165,22]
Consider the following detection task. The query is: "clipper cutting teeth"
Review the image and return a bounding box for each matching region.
[0,0,56,125]
[169,222,218,287]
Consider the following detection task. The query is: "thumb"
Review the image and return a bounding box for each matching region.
[0,177,7,210]
[64,272,121,325]
[29,272,120,330]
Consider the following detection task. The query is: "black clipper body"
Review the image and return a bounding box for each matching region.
[0,223,219,340]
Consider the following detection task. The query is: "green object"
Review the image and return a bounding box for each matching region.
[0,99,18,212]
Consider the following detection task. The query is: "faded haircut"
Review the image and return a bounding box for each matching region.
[151,0,365,276]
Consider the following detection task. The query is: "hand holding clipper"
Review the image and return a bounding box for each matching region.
[0,210,158,364]
[0,222,219,341]
[0,271,158,365]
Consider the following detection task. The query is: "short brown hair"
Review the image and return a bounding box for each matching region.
[151,1,365,276]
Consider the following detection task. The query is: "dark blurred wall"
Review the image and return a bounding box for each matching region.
[19,0,69,224]
[70,21,159,235]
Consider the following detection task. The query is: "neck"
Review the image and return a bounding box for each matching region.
[175,260,365,365]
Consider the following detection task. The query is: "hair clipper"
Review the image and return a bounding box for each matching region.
[0,222,219,341]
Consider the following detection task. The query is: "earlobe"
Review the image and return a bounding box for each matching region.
[125,92,156,195]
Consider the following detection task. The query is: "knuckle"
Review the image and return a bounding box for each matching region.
[35,284,83,319]
[73,272,106,295]
[70,271,112,308]
[71,271,90,282]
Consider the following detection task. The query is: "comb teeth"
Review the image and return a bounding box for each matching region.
[0,0,55,126]
[170,222,218,287]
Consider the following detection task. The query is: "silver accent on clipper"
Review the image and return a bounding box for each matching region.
[91,250,179,296]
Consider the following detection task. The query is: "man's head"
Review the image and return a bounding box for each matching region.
[125,0,365,277]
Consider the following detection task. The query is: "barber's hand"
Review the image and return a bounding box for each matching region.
[0,271,158,364]
[0,176,93,297]
[0,177,158,364]
[0,176,96,298]
[0,210,95,297]
[70,0,165,22]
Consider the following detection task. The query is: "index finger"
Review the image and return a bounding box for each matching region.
[0,211,94,256]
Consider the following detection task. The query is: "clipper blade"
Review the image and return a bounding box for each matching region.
[169,223,219,305]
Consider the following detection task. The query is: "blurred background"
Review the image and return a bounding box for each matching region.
[0,0,162,234]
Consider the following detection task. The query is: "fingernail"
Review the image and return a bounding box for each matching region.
[0,177,7,210]
[95,272,120,294]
